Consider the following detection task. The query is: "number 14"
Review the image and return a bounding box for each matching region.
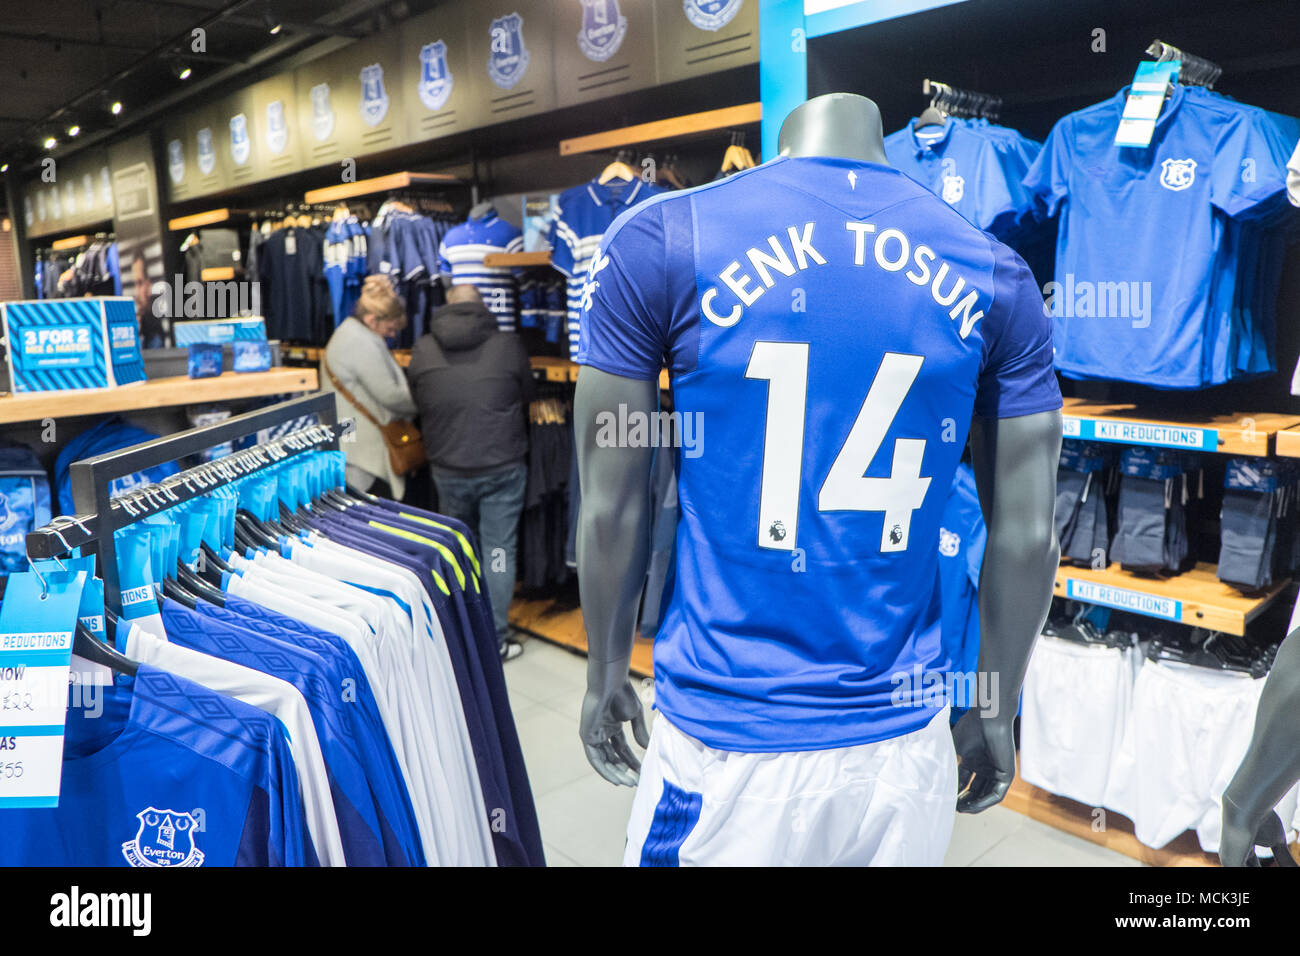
[745,343,930,553]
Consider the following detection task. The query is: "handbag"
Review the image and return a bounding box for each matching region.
[323,358,426,476]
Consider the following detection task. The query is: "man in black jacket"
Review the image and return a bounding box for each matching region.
[408,285,536,661]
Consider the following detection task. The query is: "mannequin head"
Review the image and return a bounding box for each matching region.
[355,275,406,339]
[778,93,889,165]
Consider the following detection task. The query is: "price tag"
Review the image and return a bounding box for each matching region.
[1115,60,1180,148]
[0,569,86,808]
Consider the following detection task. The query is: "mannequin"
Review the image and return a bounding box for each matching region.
[575,92,1061,857]
[443,201,501,292]
[1219,628,1300,866]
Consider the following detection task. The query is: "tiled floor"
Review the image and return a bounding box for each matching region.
[504,636,1140,867]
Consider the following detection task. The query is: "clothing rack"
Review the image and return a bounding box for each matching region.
[1147,39,1222,88]
[921,79,1003,121]
[25,393,345,614]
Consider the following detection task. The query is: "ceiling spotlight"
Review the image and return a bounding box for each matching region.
[173,58,193,80]
[43,136,57,150]
[110,100,123,115]
[67,125,80,137]
[0,163,8,173]
[264,10,282,34]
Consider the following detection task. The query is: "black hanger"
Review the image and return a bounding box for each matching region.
[73,622,138,677]
[177,563,226,606]
[162,576,198,609]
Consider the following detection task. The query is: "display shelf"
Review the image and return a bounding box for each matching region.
[303,171,459,205]
[168,207,238,231]
[559,102,762,156]
[1274,426,1300,458]
[1061,397,1300,457]
[1000,777,1250,867]
[0,368,318,425]
[508,595,654,678]
[482,251,552,267]
[1053,561,1288,636]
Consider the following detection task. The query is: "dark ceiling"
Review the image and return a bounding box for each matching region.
[0,0,441,167]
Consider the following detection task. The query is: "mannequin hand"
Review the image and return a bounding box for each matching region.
[580,678,650,787]
[1220,805,1295,867]
[952,710,1017,813]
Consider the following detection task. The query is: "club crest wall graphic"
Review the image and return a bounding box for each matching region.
[418,40,454,111]
[265,100,289,154]
[684,0,743,31]
[63,178,76,216]
[197,127,215,176]
[100,166,112,206]
[229,113,251,166]
[1160,157,1197,191]
[578,0,627,62]
[49,185,61,219]
[360,63,391,126]
[488,13,530,90]
[310,83,335,141]
[24,196,32,227]
[122,807,205,867]
[82,173,95,209]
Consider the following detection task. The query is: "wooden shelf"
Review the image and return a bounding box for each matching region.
[168,208,236,231]
[509,595,654,678]
[1062,398,1300,457]
[0,368,318,425]
[303,171,459,205]
[483,251,552,267]
[1054,561,1288,636]
[284,345,413,368]
[1274,426,1300,458]
[50,234,91,251]
[560,102,762,156]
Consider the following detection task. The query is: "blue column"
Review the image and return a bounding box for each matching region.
[758,0,807,161]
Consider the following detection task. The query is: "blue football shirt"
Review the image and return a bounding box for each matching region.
[1023,84,1293,387]
[0,664,314,866]
[577,155,1060,751]
[937,463,986,721]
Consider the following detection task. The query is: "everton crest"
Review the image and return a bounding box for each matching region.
[683,0,742,31]
[24,197,32,228]
[82,173,94,209]
[1159,157,1196,191]
[310,83,335,141]
[63,179,76,217]
[941,174,965,204]
[418,40,454,111]
[36,191,46,223]
[197,127,215,176]
[360,63,390,127]
[100,166,112,206]
[49,186,60,219]
[578,0,627,62]
[488,13,530,90]
[122,807,205,867]
[266,100,288,155]
[229,113,251,166]
[167,139,185,184]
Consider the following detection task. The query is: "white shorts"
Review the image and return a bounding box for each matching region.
[1102,659,1275,852]
[1019,636,1138,808]
[623,708,957,866]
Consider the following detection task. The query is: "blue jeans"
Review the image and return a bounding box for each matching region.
[433,463,527,646]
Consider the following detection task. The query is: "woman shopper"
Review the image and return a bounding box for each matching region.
[321,275,417,499]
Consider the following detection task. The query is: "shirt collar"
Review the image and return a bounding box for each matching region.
[587,178,645,208]
[907,117,957,156]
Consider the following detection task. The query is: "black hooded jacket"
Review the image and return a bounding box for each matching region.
[407,301,537,473]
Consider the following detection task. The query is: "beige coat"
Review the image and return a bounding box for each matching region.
[320,317,417,499]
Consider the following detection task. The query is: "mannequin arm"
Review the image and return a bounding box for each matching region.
[954,409,1061,812]
[1220,629,1300,865]
[574,366,656,785]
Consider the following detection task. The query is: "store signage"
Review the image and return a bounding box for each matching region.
[0,570,85,808]
[310,83,335,141]
[418,40,454,110]
[1066,579,1181,621]
[578,0,628,62]
[1062,416,1217,451]
[488,12,531,89]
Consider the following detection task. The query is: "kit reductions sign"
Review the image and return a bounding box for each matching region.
[2,298,146,392]
[0,570,85,807]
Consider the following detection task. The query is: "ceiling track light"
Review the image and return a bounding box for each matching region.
[66,125,80,137]
[43,136,57,150]
[110,100,123,116]
[263,9,282,34]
